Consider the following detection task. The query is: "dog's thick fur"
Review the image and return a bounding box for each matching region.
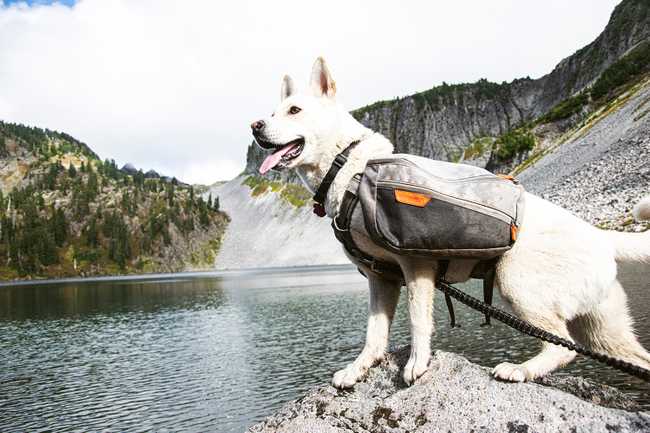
[252,58,650,387]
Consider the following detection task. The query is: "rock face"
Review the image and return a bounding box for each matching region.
[248,347,650,433]
[227,0,650,269]
[518,79,650,230]
[245,0,650,172]
[210,176,347,269]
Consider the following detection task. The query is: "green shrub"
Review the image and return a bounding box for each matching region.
[539,93,589,123]
[494,128,535,161]
[280,184,311,208]
[463,137,492,160]
[591,41,650,101]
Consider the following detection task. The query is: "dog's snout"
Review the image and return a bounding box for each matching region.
[250,120,265,133]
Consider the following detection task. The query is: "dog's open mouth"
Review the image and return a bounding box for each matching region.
[258,138,305,174]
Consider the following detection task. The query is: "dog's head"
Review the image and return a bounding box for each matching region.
[251,57,349,174]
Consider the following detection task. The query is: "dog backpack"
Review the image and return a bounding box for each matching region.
[319,152,525,326]
[356,154,525,261]
[312,149,525,325]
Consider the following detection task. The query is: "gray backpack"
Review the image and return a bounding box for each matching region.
[327,154,525,282]
[357,154,525,260]
[312,150,526,325]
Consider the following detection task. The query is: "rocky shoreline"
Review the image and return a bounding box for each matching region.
[248,347,650,433]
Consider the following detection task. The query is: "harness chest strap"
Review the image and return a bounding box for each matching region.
[312,141,360,217]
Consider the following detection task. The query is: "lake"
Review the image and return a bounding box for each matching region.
[1,263,648,432]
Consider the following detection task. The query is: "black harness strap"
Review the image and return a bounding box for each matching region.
[312,141,360,217]
[481,266,496,326]
[438,260,458,328]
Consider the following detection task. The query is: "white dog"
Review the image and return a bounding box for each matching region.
[251,57,650,388]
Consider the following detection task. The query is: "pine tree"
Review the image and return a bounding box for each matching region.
[85,217,98,248]
[197,197,210,227]
[50,206,68,246]
[68,164,77,178]
[166,183,175,206]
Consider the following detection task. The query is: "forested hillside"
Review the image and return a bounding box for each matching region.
[0,121,228,280]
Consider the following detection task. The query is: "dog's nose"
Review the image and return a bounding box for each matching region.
[250,120,265,133]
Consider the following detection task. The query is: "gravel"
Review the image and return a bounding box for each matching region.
[518,82,650,232]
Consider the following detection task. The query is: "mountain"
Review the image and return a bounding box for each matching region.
[246,0,649,171]
[0,121,228,280]
[211,175,347,269]
[218,0,649,269]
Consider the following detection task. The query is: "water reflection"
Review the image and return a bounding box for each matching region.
[0,278,226,319]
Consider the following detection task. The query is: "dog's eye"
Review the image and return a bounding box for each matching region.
[288,106,301,115]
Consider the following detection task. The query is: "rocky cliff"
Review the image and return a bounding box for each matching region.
[211,175,347,269]
[248,347,650,433]
[231,0,649,271]
[245,0,650,170]
[518,77,650,231]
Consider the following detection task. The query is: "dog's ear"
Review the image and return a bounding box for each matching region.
[310,57,336,98]
[281,75,295,101]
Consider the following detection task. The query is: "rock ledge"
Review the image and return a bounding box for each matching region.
[248,347,650,433]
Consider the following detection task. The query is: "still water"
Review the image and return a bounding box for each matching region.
[1,264,648,432]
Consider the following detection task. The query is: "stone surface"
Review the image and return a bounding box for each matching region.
[248,347,650,433]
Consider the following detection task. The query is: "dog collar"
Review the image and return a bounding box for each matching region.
[312,141,360,217]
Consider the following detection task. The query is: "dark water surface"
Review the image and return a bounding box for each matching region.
[1,263,648,432]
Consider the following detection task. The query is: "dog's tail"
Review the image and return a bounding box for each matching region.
[603,196,650,264]
[633,195,650,221]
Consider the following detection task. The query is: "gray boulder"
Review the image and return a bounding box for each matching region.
[248,347,650,433]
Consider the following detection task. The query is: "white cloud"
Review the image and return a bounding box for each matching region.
[0,0,620,184]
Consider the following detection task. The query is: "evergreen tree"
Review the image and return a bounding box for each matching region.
[50,206,68,247]
[166,183,175,206]
[68,164,77,178]
[197,197,210,227]
[85,217,98,248]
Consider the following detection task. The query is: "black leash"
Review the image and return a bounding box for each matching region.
[437,280,650,382]
[312,141,360,217]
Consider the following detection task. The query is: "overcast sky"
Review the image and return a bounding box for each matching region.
[0,0,620,184]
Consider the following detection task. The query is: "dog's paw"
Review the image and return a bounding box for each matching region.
[492,362,529,382]
[332,364,365,389]
[403,354,430,386]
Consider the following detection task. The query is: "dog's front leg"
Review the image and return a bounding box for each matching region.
[332,273,400,389]
[401,261,435,385]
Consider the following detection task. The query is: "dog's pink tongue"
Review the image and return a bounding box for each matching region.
[259,143,298,174]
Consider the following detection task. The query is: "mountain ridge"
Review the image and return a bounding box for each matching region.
[225,0,649,270]
[245,0,650,174]
[0,121,228,280]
